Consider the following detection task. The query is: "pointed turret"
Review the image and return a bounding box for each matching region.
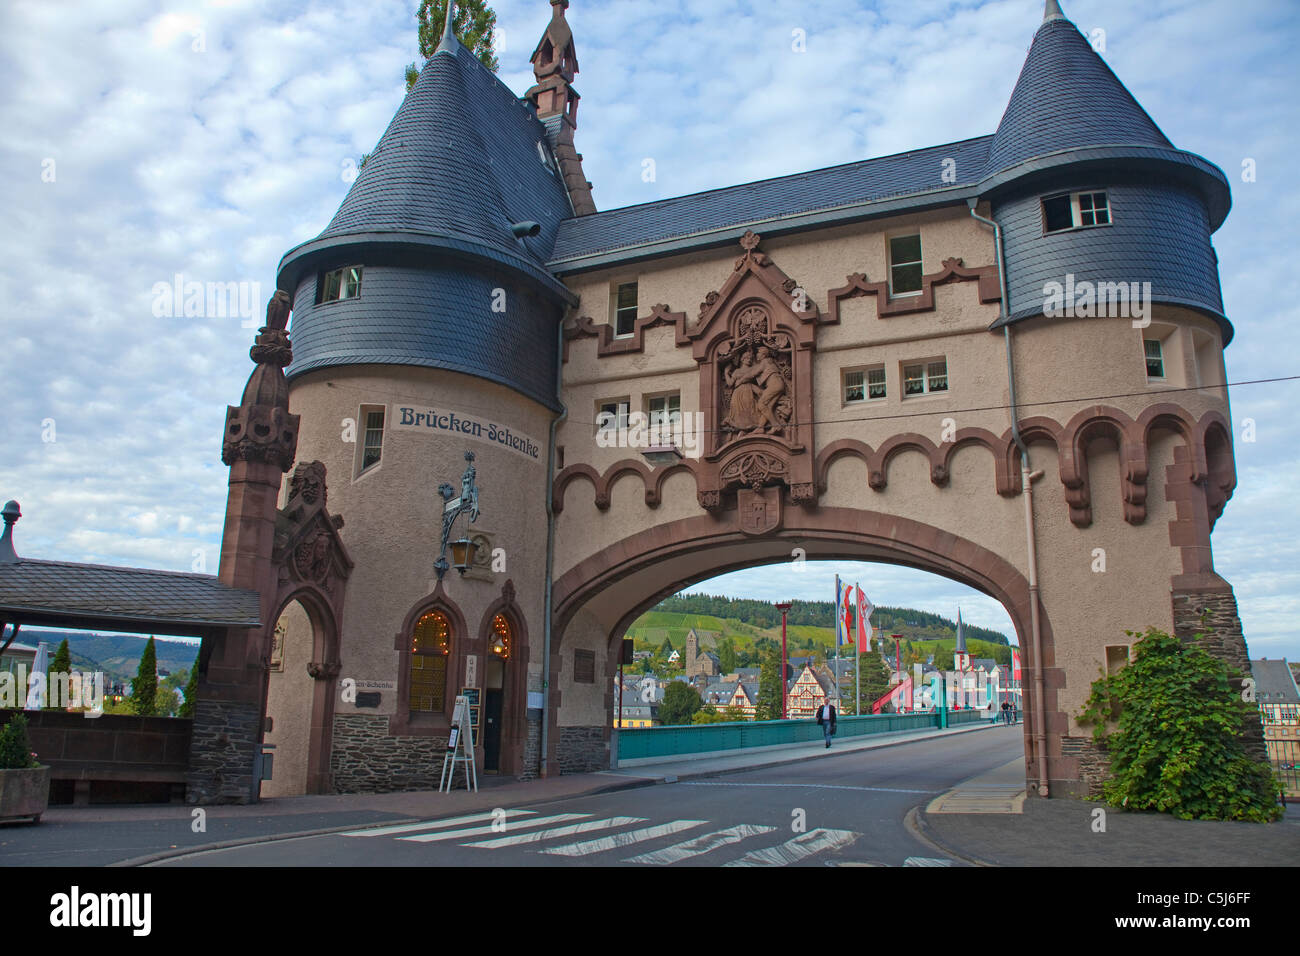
[978,0,1232,342]
[275,14,578,407]
[527,0,596,215]
[985,0,1171,176]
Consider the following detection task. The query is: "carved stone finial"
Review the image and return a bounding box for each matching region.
[222,294,300,470]
[265,290,291,331]
[740,230,761,252]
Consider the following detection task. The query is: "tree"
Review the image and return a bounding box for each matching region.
[717,637,738,674]
[154,684,180,718]
[1078,625,1282,822]
[405,0,499,92]
[657,636,674,659]
[131,637,158,717]
[756,648,783,721]
[180,665,199,719]
[847,652,891,715]
[659,682,702,726]
[46,639,72,710]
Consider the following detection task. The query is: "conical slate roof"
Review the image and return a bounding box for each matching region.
[984,10,1172,176]
[281,36,574,294]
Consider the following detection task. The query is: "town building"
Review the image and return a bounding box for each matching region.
[786,664,836,718]
[684,629,720,679]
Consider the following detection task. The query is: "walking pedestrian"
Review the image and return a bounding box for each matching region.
[1000,700,1011,725]
[816,698,837,748]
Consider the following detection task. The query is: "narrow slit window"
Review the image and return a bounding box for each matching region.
[361,409,385,470]
[1144,339,1165,378]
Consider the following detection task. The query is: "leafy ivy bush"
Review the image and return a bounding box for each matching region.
[0,714,40,770]
[1078,626,1282,822]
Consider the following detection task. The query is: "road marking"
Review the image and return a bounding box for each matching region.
[904,856,954,866]
[541,820,708,857]
[723,828,860,866]
[399,813,589,843]
[681,781,936,795]
[622,824,777,865]
[340,809,536,837]
[462,817,647,849]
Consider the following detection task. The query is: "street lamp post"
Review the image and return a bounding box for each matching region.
[435,452,481,581]
[775,602,792,719]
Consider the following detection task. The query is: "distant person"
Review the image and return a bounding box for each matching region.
[1010,701,1018,725]
[1000,700,1011,725]
[816,698,837,748]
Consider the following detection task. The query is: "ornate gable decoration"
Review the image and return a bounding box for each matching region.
[273,460,354,595]
[690,232,820,511]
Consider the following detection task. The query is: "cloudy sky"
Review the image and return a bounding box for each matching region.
[0,0,1296,656]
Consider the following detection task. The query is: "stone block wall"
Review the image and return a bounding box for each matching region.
[1061,734,1109,797]
[556,725,607,774]
[186,700,261,805]
[1172,586,1269,766]
[331,713,451,792]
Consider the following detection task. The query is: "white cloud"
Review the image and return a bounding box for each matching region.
[0,0,1295,663]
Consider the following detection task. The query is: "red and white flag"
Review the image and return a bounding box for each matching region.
[855,585,873,650]
[835,576,853,646]
[1012,648,1022,681]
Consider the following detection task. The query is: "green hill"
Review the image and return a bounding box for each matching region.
[627,593,1013,669]
[16,630,199,685]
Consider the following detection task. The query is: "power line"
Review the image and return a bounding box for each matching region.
[321,374,1297,434]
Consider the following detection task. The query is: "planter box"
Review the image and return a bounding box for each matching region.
[0,765,51,823]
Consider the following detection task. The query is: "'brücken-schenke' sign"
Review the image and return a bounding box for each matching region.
[394,405,542,462]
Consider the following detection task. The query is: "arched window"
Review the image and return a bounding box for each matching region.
[488,613,512,660]
[410,610,451,713]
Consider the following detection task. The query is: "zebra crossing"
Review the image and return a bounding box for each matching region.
[340,810,872,865]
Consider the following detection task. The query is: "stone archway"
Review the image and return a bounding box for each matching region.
[260,585,341,796]
[547,508,1058,791]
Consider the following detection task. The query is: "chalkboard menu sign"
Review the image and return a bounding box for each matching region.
[461,687,482,745]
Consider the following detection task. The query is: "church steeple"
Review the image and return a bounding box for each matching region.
[527,0,596,215]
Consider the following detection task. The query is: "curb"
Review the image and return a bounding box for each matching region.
[904,806,997,868]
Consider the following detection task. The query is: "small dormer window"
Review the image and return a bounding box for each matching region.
[1042,191,1111,233]
[319,266,363,303]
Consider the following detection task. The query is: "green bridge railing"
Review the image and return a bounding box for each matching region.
[616,706,987,762]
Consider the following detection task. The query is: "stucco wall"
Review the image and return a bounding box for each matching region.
[286,365,554,774]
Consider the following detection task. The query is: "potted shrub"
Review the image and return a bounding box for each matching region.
[0,713,49,823]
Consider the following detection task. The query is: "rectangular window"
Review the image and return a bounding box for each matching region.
[319,265,363,302]
[646,394,681,429]
[889,235,923,295]
[902,359,947,397]
[844,367,886,404]
[360,408,385,471]
[614,281,638,336]
[1042,191,1111,233]
[1144,339,1164,378]
[597,399,630,434]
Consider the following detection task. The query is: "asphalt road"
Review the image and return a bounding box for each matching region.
[154,725,1026,867]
